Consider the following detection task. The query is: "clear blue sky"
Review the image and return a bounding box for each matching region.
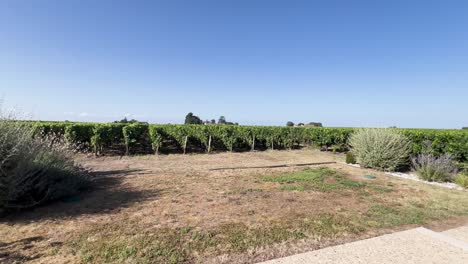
[1,0,467,128]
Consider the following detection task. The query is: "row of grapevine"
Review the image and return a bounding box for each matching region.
[28,121,468,161]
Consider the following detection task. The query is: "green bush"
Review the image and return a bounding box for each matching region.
[346,152,356,164]
[0,117,87,212]
[412,154,457,182]
[455,173,468,188]
[349,128,411,171]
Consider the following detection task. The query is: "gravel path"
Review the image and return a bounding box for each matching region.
[259,225,468,264]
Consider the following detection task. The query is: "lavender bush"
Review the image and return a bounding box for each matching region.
[411,154,457,182]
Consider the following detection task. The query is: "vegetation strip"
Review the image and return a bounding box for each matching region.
[209,161,336,171]
[25,121,468,162]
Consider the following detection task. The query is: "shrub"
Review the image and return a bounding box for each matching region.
[346,152,356,164]
[0,115,87,212]
[455,173,468,188]
[349,128,411,171]
[411,154,457,182]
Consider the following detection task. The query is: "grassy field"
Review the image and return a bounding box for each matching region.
[1,149,468,263]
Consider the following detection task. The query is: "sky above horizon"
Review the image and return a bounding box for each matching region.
[1,0,467,128]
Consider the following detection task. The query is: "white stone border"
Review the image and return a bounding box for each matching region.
[339,162,465,191]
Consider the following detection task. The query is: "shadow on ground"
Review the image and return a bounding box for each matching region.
[0,169,160,223]
[0,236,46,263]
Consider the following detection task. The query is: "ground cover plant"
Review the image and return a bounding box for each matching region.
[1,150,468,263]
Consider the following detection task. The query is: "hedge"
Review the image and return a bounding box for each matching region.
[26,122,468,162]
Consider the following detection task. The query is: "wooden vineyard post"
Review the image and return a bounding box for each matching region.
[251,135,255,151]
[125,140,129,156]
[207,135,212,153]
[183,136,188,154]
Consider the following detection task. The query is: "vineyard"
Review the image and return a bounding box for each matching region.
[28,121,468,162]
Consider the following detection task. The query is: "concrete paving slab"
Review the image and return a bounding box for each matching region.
[259,228,468,264]
[442,226,468,244]
[416,227,468,251]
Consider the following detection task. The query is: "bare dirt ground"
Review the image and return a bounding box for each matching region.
[1,149,468,263]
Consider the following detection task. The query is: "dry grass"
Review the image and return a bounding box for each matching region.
[1,149,467,263]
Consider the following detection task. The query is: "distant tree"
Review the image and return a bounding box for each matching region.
[218,116,227,124]
[463,127,468,130]
[114,117,141,124]
[307,122,322,127]
[211,119,216,124]
[185,112,203,124]
[297,123,305,126]
[114,117,129,123]
[286,121,294,127]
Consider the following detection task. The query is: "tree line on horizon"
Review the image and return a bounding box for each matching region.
[184,112,239,125]
[111,114,465,130]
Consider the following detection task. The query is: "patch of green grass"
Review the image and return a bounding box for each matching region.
[365,204,426,227]
[261,167,366,192]
[364,187,468,228]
